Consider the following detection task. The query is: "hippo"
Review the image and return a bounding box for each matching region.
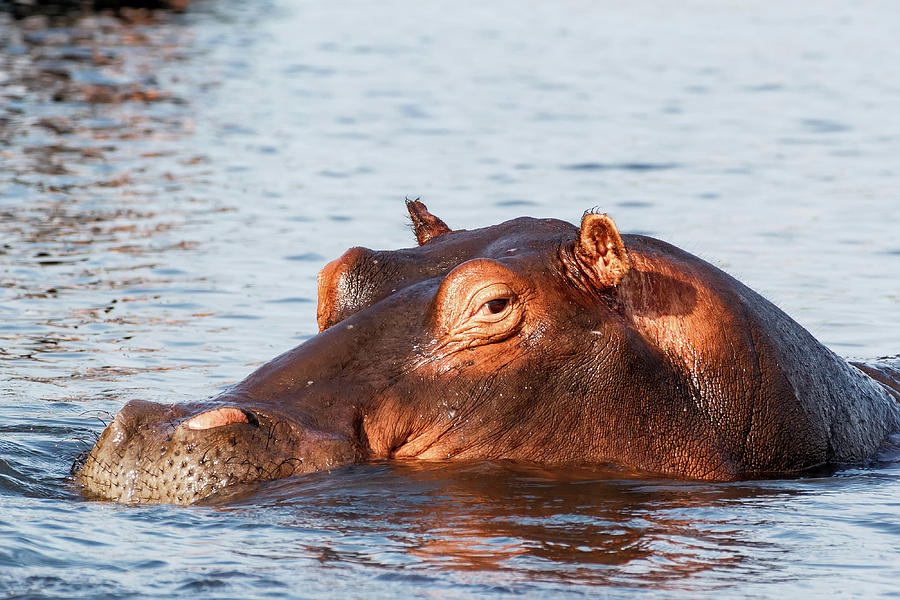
[74,201,900,504]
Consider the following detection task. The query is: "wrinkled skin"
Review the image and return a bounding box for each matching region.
[75,201,900,504]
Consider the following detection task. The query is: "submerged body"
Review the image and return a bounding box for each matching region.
[75,202,900,503]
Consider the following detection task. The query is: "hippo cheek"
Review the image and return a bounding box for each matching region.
[76,402,355,504]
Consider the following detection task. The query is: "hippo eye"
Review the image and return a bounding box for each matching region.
[469,284,516,324]
[480,298,509,315]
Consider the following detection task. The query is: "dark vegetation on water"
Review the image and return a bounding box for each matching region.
[1,0,188,19]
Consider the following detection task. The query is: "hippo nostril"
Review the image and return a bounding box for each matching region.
[184,407,258,431]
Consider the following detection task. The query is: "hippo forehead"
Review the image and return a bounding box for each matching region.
[316,216,576,331]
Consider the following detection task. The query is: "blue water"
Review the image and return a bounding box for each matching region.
[1,1,899,598]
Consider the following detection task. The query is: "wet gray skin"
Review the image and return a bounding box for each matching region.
[75,202,900,504]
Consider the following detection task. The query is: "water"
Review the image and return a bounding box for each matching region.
[1,1,899,597]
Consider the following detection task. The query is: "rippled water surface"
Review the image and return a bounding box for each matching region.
[2,1,899,598]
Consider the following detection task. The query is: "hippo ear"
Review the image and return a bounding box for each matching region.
[406,198,452,245]
[574,212,631,289]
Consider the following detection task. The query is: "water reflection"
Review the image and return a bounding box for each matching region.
[215,461,794,588]
[0,8,218,392]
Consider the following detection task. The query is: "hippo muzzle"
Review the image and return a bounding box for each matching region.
[76,399,357,504]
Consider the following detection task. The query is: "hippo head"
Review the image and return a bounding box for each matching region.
[75,201,899,503]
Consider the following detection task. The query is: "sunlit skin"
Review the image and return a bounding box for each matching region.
[75,201,900,504]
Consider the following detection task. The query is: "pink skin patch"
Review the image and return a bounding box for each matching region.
[185,407,249,430]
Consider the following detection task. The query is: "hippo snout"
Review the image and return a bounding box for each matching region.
[76,399,356,504]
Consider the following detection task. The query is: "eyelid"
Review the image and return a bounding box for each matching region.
[432,258,528,346]
[466,283,515,319]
